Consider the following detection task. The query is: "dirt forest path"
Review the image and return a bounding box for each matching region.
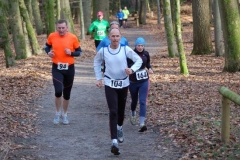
[12,24,181,160]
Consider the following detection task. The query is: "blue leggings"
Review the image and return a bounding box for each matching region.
[52,63,75,100]
[129,80,149,117]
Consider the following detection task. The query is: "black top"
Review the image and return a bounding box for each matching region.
[128,49,152,83]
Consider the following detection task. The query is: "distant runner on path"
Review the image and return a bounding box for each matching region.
[122,6,130,28]
[88,11,110,49]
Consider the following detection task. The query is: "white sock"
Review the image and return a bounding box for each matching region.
[112,139,118,144]
[140,117,145,126]
[56,111,61,115]
[132,111,136,117]
[117,125,122,130]
[62,112,67,117]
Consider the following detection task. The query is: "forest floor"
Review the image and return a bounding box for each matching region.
[1,7,240,160]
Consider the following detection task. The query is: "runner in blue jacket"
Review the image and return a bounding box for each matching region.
[96,21,128,51]
[116,8,124,28]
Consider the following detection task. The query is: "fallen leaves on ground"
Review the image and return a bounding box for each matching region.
[1,16,240,159]
[0,35,96,159]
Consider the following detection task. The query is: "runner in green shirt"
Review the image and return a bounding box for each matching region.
[88,11,110,48]
[122,6,130,28]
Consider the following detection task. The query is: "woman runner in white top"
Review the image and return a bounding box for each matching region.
[94,28,142,155]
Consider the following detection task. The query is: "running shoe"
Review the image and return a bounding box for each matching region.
[53,114,60,124]
[117,128,124,143]
[111,143,120,155]
[138,125,147,132]
[130,116,136,125]
[62,115,69,125]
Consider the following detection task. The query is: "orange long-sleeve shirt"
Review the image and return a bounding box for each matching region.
[47,32,80,65]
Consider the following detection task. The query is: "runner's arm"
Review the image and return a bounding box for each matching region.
[71,47,82,57]
[44,43,52,54]
[145,51,152,69]
[125,47,143,72]
[93,49,104,80]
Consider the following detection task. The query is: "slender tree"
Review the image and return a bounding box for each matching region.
[213,0,224,57]
[56,0,61,20]
[157,0,161,24]
[173,0,189,75]
[170,0,176,33]
[79,0,85,40]
[163,0,178,57]
[0,0,15,67]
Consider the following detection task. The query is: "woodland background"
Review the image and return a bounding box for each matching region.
[1,0,240,159]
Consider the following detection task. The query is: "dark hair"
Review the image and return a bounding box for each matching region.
[56,19,68,26]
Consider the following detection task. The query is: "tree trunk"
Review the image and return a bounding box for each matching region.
[163,0,178,57]
[110,0,120,16]
[79,0,85,40]
[157,0,161,24]
[72,2,80,24]
[173,0,189,75]
[92,0,109,22]
[22,21,32,57]
[24,0,33,23]
[8,0,27,59]
[56,0,60,20]
[60,0,76,35]
[32,0,43,35]
[191,0,213,55]
[219,0,240,72]
[170,0,176,33]
[135,0,140,14]
[45,0,55,36]
[82,0,91,34]
[139,0,147,24]
[213,0,224,57]
[19,0,42,55]
[0,0,15,67]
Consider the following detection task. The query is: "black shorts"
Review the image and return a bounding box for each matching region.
[123,19,128,22]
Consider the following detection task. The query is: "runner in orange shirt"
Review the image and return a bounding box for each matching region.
[45,19,82,125]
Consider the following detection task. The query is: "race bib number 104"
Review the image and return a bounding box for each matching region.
[110,79,123,89]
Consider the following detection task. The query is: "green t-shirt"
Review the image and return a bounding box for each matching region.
[122,9,130,19]
[88,19,110,40]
